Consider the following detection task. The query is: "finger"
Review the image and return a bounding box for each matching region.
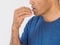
[17,15,31,20]
[18,12,32,15]
[16,12,32,17]
[15,8,32,14]
[15,7,31,12]
[16,10,32,15]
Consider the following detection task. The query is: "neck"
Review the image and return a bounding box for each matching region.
[42,4,60,22]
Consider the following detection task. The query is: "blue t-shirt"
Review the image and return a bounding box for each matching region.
[20,16,60,45]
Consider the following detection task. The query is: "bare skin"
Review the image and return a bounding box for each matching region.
[10,7,32,45]
[10,0,60,45]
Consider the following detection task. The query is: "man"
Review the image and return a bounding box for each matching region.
[10,0,60,45]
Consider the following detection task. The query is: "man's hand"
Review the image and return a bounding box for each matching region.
[10,7,32,45]
[12,7,32,29]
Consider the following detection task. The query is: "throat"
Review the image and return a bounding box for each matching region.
[42,5,60,22]
[43,15,60,23]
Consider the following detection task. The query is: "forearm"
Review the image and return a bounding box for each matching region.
[10,7,31,45]
[10,26,22,45]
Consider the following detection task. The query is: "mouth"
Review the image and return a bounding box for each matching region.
[31,6,35,9]
[31,6,36,11]
[32,8,36,12]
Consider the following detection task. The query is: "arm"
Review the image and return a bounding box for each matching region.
[10,26,22,45]
[10,7,32,45]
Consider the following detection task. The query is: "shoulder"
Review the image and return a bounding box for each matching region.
[28,16,43,24]
[27,16,43,29]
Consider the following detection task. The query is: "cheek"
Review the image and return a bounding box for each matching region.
[35,3,48,15]
[37,1,49,11]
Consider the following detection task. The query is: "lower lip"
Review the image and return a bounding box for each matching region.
[32,8,35,11]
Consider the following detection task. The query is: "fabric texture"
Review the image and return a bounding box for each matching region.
[20,16,60,45]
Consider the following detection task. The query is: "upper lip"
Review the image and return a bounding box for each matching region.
[32,6,35,9]
[31,5,35,8]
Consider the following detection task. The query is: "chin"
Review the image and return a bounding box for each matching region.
[34,12,42,16]
[34,14,42,16]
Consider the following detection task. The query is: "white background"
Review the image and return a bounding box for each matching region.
[0,0,34,45]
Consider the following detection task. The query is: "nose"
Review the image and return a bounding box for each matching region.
[29,0,34,5]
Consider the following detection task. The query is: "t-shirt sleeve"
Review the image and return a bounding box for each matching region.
[20,23,28,45]
[20,16,34,45]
